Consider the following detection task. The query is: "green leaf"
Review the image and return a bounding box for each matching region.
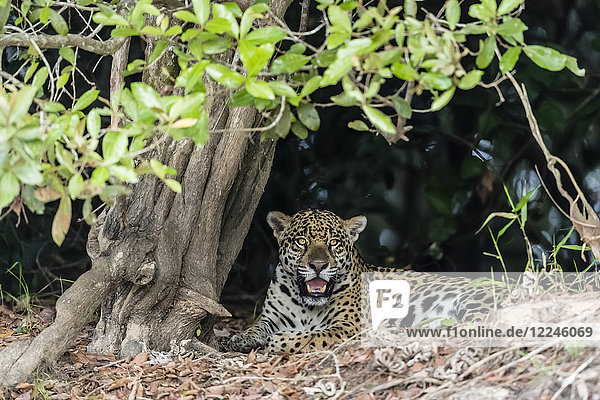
[181,28,201,41]
[0,0,10,32]
[59,47,75,64]
[328,5,351,32]
[245,78,275,100]
[13,164,43,185]
[476,35,496,69]
[165,179,182,193]
[93,12,129,26]
[565,56,585,77]
[56,73,69,89]
[175,61,209,93]
[73,89,99,111]
[523,45,568,72]
[9,85,35,124]
[139,2,160,16]
[289,43,306,54]
[499,46,521,73]
[205,17,237,37]
[229,89,254,107]
[404,0,417,17]
[174,10,199,24]
[239,3,269,37]
[391,62,418,81]
[362,105,395,134]
[497,0,523,15]
[111,27,141,37]
[457,70,483,90]
[49,9,68,35]
[446,0,460,30]
[244,27,286,45]
[421,72,453,91]
[322,38,372,86]
[348,120,369,131]
[394,22,405,46]
[392,97,412,118]
[42,102,66,112]
[291,122,308,139]
[148,39,169,64]
[102,131,129,163]
[496,17,527,37]
[331,92,359,107]
[23,61,38,84]
[22,186,44,215]
[166,26,183,36]
[239,40,274,76]
[271,53,310,74]
[0,172,20,209]
[90,166,110,186]
[513,187,538,212]
[300,76,322,98]
[202,37,233,55]
[32,66,49,89]
[87,109,101,138]
[468,0,496,21]
[430,87,456,111]
[269,81,297,98]
[39,7,50,23]
[263,103,291,139]
[150,159,167,179]
[476,211,517,234]
[140,26,163,36]
[51,195,72,246]
[193,0,210,25]
[210,3,239,38]
[297,103,320,131]
[497,218,516,238]
[111,166,139,183]
[68,174,84,199]
[222,2,242,18]
[131,82,162,109]
[205,64,245,89]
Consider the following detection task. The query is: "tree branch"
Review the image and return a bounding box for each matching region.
[0,33,126,56]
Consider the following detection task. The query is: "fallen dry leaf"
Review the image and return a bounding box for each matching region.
[411,362,423,372]
[132,352,149,366]
[15,383,33,390]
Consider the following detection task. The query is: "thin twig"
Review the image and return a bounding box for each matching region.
[209,96,286,134]
[0,31,126,56]
[550,354,597,400]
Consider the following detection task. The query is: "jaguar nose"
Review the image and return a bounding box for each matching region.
[309,260,328,274]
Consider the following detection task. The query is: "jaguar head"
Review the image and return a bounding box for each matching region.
[267,209,367,306]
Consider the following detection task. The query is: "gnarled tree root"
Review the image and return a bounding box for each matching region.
[0,265,111,387]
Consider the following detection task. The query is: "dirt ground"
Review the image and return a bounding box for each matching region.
[1,302,600,399]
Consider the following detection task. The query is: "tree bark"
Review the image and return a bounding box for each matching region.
[0,0,294,387]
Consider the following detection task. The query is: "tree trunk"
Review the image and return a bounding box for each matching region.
[0,0,294,386]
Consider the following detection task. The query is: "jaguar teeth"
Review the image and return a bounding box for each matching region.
[306,284,327,293]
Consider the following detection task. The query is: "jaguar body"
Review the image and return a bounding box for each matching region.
[227,209,496,353]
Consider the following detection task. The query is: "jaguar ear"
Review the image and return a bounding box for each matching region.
[344,215,367,242]
[267,211,291,240]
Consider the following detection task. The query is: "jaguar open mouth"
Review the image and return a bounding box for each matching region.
[300,277,334,297]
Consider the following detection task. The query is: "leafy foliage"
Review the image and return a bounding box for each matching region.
[0,0,585,245]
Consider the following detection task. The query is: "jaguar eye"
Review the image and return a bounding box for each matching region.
[294,238,307,247]
[329,239,340,247]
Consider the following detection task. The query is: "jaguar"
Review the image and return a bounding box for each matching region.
[227,209,498,353]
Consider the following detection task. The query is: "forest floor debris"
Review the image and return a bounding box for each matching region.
[1,304,600,399]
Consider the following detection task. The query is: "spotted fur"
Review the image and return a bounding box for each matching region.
[227,209,496,353]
